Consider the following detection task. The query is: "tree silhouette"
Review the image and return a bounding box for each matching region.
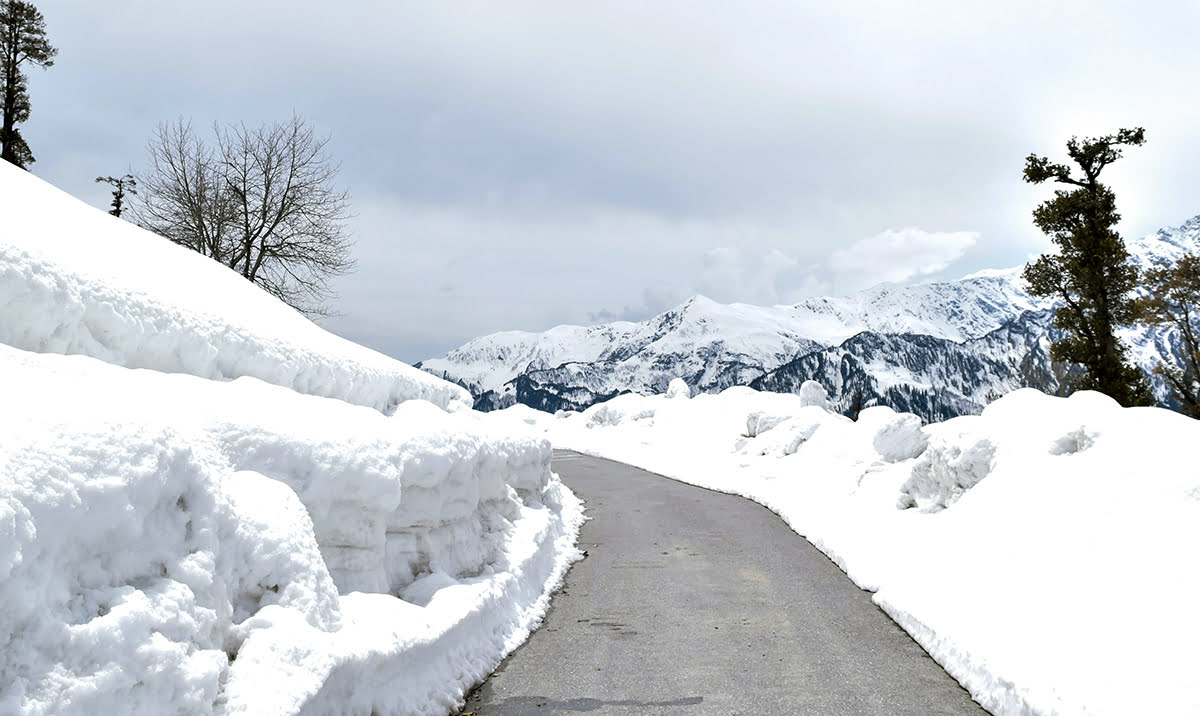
[1022,128,1152,406]
[95,173,136,217]
[0,1,55,169]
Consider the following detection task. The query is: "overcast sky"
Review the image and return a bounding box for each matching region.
[26,1,1200,362]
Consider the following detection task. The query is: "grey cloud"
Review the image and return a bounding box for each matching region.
[24,0,1200,362]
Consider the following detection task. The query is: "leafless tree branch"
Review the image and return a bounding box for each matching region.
[130,114,355,318]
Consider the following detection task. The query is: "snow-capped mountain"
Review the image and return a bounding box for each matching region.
[421,217,1200,420]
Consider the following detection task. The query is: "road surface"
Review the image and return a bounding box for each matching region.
[458,451,987,715]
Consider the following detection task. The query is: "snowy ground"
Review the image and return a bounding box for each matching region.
[492,379,1200,716]
[7,158,1197,716]
[0,162,583,715]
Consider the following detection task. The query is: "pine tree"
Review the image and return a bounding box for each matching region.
[0,1,55,169]
[1137,255,1200,417]
[1022,128,1153,407]
[95,173,136,217]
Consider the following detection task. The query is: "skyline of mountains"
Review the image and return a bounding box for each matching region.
[419,216,1200,421]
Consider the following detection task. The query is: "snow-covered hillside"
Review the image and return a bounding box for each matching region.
[494,383,1200,716]
[0,166,468,415]
[0,162,583,715]
[753,309,1067,422]
[419,296,831,405]
[420,269,1045,409]
[424,219,1200,419]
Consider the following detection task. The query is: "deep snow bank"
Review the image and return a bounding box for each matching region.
[0,343,583,716]
[0,161,468,413]
[0,165,582,715]
[514,383,1200,716]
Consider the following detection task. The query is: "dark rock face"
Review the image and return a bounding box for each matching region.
[464,307,1184,424]
[425,216,1200,422]
[751,310,1067,421]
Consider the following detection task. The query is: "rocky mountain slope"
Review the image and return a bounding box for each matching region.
[420,217,1200,421]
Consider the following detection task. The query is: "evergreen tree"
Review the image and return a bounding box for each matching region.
[1022,128,1153,406]
[1137,255,1200,417]
[95,173,136,217]
[0,1,55,169]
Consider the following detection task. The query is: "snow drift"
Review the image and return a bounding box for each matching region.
[0,164,582,714]
[522,385,1200,716]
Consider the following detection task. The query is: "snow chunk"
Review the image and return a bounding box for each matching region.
[857,406,928,463]
[797,379,830,409]
[584,395,656,427]
[745,411,791,438]
[665,377,691,399]
[898,417,995,512]
[740,411,826,457]
[1049,426,1098,456]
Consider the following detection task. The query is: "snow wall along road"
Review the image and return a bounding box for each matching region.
[0,162,583,715]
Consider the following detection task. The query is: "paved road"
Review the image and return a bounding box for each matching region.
[458,451,987,716]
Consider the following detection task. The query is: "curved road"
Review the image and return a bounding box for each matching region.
[459,451,987,715]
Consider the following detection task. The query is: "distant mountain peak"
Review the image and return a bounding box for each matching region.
[422,214,1200,419]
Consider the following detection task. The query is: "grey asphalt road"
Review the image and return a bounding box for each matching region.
[457,451,988,716]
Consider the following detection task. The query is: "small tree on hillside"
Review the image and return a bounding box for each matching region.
[1137,255,1200,417]
[133,115,355,317]
[1022,127,1153,406]
[0,0,55,169]
[95,173,136,217]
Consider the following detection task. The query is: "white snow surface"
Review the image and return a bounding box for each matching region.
[507,386,1200,716]
[0,161,469,414]
[0,166,583,715]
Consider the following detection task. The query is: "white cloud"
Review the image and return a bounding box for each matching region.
[697,247,826,306]
[29,0,1200,360]
[829,228,979,288]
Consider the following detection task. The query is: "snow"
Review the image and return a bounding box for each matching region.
[665,377,691,399]
[519,385,1200,716]
[0,161,469,414]
[0,164,583,714]
[424,215,1200,420]
[422,269,1047,401]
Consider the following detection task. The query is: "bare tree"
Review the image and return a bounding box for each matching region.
[133,115,355,317]
[134,119,237,262]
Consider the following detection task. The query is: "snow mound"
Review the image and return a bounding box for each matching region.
[0,161,469,414]
[862,408,927,463]
[744,411,791,438]
[666,377,691,399]
[740,412,826,457]
[898,388,1118,512]
[797,379,830,409]
[898,417,995,511]
[584,395,657,428]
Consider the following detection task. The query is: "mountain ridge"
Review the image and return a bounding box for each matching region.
[420,217,1198,420]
